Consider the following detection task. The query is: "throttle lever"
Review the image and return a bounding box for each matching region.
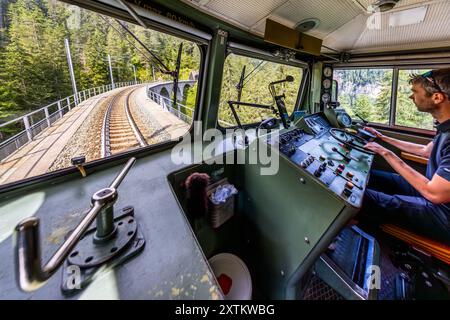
[15,158,136,292]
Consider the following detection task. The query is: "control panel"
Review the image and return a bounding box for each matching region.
[268,113,373,207]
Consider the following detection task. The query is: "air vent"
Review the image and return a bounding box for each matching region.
[294,18,320,33]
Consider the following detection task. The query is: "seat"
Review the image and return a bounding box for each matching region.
[381,224,450,265]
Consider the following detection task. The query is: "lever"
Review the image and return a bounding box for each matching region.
[355,113,368,125]
[332,147,358,163]
[15,157,136,292]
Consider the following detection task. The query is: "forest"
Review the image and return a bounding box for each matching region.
[0,0,200,123]
[0,0,302,131]
[335,68,434,130]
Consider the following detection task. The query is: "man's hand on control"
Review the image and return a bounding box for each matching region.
[363,126,384,139]
[364,142,392,157]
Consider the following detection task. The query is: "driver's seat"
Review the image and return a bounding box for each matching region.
[381,224,450,265]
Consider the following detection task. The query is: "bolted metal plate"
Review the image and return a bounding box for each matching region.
[67,217,136,268]
[60,206,146,295]
[68,212,137,268]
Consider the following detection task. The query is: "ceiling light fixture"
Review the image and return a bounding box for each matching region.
[294,18,320,33]
[368,0,400,13]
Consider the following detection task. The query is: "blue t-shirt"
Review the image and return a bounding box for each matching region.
[426,119,450,182]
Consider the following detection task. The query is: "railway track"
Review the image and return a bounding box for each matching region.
[101,86,147,157]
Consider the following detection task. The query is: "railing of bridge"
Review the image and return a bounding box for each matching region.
[0,81,147,161]
[148,90,234,128]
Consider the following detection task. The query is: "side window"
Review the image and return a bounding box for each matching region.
[333,68,393,125]
[0,0,201,186]
[218,53,303,127]
[395,69,434,130]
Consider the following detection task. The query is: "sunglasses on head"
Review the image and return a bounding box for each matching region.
[421,70,446,94]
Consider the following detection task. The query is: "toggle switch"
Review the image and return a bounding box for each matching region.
[345,181,354,190]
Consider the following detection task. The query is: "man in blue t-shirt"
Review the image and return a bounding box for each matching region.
[361,68,450,245]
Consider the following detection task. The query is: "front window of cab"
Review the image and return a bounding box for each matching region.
[218,53,303,127]
[0,0,201,186]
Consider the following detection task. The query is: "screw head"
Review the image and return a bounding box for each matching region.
[300,178,306,184]
[304,237,310,244]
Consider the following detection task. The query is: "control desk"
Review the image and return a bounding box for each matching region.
[268,112,374,208]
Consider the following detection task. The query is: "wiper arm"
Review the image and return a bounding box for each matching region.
[235,61,265,103]
[113,0,186,108]
[172,43,183,106]
[236,66,246,102]
[243,60,266,87]
[114,0,171,73]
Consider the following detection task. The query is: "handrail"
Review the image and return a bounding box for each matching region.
[0,81,149,161]
[148,86,195,124]
[148,89,234,127]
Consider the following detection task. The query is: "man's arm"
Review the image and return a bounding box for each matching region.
[365,142,450,204]
[364,127,432,158]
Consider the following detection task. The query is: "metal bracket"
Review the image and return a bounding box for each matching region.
[61,206,145,295]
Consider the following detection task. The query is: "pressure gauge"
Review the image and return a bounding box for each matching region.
[322,79,331,89]
[323,66,333,77]
[337,113,352,128]
[321,93,331,104]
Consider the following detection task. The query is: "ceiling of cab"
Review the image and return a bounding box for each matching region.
[180,0,450,55]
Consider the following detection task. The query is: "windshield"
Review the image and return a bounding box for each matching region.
[0,0,201,186]
[218,53,303,127]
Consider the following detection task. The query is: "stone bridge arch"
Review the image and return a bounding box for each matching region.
[148,80,197,106]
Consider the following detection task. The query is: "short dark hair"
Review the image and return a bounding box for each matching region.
[409,68,450,99]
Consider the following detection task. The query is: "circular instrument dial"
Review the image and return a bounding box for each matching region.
[321,93,331,104]
[337,113,352,127]
[322,79,331,89]
[323,66,332,77]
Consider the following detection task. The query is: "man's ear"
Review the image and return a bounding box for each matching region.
[432,92,446,104]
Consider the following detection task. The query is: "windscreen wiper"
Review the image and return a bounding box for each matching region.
[172,43,183,106]
[234,61,266,103]
[243,61,266,87]
[236,66,246,102]
[114,0,185,107]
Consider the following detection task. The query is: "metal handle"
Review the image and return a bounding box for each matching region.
[15,157,136,292]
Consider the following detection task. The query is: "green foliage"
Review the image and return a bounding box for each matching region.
[0,0,201,124]
[218,54,303,126]
[395,70,434,130]
[336,68,434,130]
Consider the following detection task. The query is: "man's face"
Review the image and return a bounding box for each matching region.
[409,83,436,112]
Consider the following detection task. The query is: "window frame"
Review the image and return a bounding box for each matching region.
[0,0,209,192]
[333,63,450,137]
[217,44,308,129]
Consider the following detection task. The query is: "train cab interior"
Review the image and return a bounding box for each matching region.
[0,0,449,300]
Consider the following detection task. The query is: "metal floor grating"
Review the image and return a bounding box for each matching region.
[302,275,344,300]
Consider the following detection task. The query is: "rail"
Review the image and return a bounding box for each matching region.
[147,90,234,127]
[0,81,148,161]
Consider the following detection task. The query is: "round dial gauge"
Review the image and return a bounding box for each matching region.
[321,93,331,104]
[323,66,332,77]
[337,113,352,127]
[322,79,331,89]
